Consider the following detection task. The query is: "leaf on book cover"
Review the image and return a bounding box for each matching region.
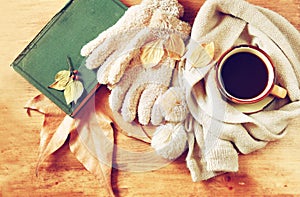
[48,70,71,90]
[49,58,84,105]
[70,89,115,196]
[164,34,185,60]
[64,80,84,105]
[24,95,75,175]
[188,42,214,68]
[140,39,165,68]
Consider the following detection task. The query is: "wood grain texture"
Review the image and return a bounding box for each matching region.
[0,0,299,196]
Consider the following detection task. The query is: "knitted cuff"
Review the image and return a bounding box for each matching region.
[186,158,220,182]
[205,146,239,172]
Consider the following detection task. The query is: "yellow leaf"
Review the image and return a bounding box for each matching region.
[189,43,213,68]
[64,80,84,105]
[48,80,69,90]
[140,39,165,68]
[164,34,185,60]
[202,42,215,59]
[55,70,70,81]
[49,70,71,90]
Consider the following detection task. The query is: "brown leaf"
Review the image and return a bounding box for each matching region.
[70,91,115,196]
[36,116,75,173]
[25,95,75,175]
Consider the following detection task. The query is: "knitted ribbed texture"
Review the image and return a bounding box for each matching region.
[184,0,300,181]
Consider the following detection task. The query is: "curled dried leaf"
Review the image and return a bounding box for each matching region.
[140,39,165,68]
[64,80,84,105]
[164,34,185,60]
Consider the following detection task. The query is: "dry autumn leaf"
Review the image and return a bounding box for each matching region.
[189,42,214,68]
[203,42,215,59]
[70,89,115,196]
[64,80,84,105]
[24,94,75,175]
[25,88,116,196]
[164,34,185,60]
[140,39,165,68]
[55,70,71,81]
[48,70,71,90]
[49,58,84,105]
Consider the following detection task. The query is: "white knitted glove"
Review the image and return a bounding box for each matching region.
[110,57,176,125]
[80,0,188,86]
[109,10,191,125]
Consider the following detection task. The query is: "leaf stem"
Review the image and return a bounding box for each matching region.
[67,56,74,71]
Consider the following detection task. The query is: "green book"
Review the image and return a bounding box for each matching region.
[11,0,127,116]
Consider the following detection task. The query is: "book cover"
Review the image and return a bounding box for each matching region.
[11,0,127,116]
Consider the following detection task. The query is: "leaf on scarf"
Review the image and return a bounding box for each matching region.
[70,88,115,196]
[164,34,185,60]
[64,80,84,105]
[202,42,215,59]
[48,70,71,90]
[189,42,214,68]
[25,95,75,175]
[140,39,165,68]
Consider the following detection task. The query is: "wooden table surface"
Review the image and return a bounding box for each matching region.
[1,0,300,196]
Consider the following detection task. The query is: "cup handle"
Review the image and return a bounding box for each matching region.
[270,85,287,99]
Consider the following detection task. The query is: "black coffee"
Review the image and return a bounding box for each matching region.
[220,52,268,99]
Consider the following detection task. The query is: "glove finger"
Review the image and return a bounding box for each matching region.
[138,84,166,125]
[85,37,117,69]
[97,48,124,84]
[107,48,140,85]
[80,30,109,57]
[121,82,146,123]
[108,28,154,85]
[109,65,142,112]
